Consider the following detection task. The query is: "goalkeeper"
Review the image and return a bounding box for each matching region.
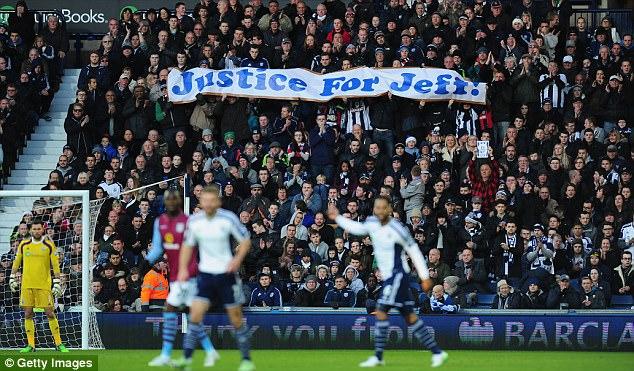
[9,219,68,352]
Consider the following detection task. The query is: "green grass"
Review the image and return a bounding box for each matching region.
[0,349,631,371]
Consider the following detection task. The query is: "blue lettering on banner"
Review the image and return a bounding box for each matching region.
[390,73,414,92]
[168,67,487,103]
[171,71,193,96]
[434,74,452,95]
[269,74,287,91]
[237,69,253,89]
[217,70,233,87]
[288,78,307,92]
[321,77,347,96]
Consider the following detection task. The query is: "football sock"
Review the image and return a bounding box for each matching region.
[48,317,62,346]
[197,326,215,354]
[374,320,390,361]
[25,318,35,348]
[161,312,178,357]
[234,325,251,360]
[412,319,442,354]
[183,322,202,359]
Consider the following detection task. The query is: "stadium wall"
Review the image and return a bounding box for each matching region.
[90,311,634,351]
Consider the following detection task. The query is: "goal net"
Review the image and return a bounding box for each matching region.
[0,190,104,349]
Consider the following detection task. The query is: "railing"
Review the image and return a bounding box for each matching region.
[571,9,634,36]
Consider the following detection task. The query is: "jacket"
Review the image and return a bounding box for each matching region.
[293,283,325,307]
[308,126,336,165]
[454,260,488,287]
[520,290,547,309]
[140,269,168,306]
[579,287,606,309]
[324,287,356,307]
[611,265,634,294]
[491,292,521,309]
[344,265,364,294]
[64,116,92,157]
[400,178,425,220]
[546,286,580,309]
[249,284,283,307]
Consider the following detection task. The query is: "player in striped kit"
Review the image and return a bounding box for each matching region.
[146,190,219,367]
[328,197,448,368]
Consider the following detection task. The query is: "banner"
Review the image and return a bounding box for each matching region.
[93,312,634,351]
[168,67,487,104]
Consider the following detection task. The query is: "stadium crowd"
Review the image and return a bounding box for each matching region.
[1,0,634,314]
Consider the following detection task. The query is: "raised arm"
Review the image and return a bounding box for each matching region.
[146,219,164,264]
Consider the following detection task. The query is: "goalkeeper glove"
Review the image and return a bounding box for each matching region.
[9,274,19,293]
[52,278,62,298]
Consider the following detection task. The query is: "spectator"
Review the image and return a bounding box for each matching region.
[140,260,169,312]
[454,248,489,293]
[520,278,547,309]
[611,251,634,298]
[324,275,356,308]
[249,273,283,307]
[579,276,606,309]
[546,274,580,309]
[293,274,325,306]
[491,279,521,309]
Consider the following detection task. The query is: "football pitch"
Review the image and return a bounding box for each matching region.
[0,349,631,371]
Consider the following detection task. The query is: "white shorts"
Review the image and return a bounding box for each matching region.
[166,279,197,307]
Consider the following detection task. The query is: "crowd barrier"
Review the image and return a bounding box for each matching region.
[82,310,634,351]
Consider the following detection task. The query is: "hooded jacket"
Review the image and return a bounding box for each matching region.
[344,265,364,294]
[281,211,308,240]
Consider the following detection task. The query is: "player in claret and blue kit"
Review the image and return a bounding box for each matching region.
[146,190,219,367]
[329,196,448,368]
[174,185,254,371]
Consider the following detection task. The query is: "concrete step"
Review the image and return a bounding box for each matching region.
[31,133,67,141]
[14,155,56,163]
[15,160,58,170]
[9,169,53,179]
[0,184,45,190]
[34,126,66,134]
[53,90,77,97]
[63,69,81,76]
[23,145,65,155]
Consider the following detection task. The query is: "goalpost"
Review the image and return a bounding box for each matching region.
[0,190,103,350]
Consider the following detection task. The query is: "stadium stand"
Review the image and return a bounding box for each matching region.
[1,0,633,318]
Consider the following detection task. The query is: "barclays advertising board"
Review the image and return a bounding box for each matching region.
[94,312,634,351]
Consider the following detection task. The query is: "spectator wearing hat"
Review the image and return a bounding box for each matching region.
[524,224,555,285]
[457,212,486,258]
[602,75,628,133]
[294,274,326,307]
[491,279,520,309]
[546,274,580,309]
[467,46,493,83]
[519,277,546,309]
[510,53,540,114]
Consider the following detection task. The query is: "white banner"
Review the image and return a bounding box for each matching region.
[168,67,486,104]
